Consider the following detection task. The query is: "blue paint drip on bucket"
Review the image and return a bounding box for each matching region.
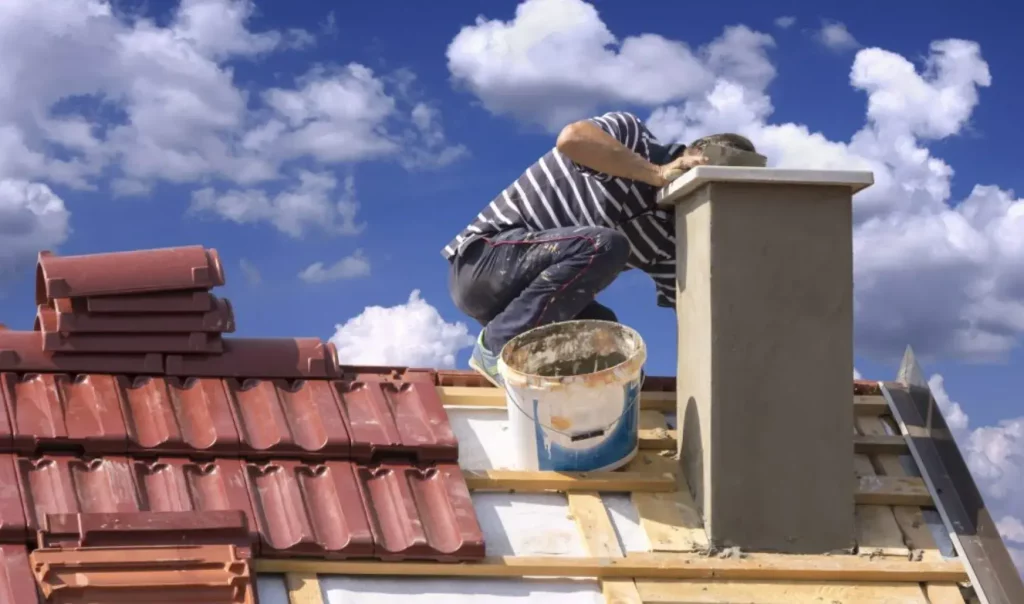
[497,320,646,472]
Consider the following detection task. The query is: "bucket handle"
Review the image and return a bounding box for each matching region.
[501,370,646,441]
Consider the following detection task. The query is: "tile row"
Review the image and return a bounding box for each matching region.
[0,372,457,463]
[0,453,484,561]
[0,331,340,378]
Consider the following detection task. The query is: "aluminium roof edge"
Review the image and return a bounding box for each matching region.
[880,347,1024,604]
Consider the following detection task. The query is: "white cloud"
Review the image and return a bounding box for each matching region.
[190,170,364,237]
[330,290,476,368]
[239,257,262,285]
[0,0,464,202]
[817,21,860,52]
[0,180,70,276]
[774,16,796,29]
[299,249,371,283]
[929,374,1023,573]
[853,368,862,379]
[446,0,775,130]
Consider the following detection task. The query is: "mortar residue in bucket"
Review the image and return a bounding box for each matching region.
[497,320,646,472]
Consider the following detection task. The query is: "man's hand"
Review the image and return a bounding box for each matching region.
[655,154,708,188]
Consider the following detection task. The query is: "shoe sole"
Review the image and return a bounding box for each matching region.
[468,357,503,389]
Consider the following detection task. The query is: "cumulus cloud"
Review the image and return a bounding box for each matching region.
[0,0,464,199]
[929,374,1024,571]
[299,250,371,283]
[190,171,364,237]
[817,21,860,52]
[774,16,796,29]
[446,0,775,130]
[0,180,71,276]
[329,290,476,368]
[648,38,1010,361]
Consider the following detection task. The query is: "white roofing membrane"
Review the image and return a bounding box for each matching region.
[256,406,659,603]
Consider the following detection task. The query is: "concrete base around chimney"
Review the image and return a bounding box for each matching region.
[665,168,872,554]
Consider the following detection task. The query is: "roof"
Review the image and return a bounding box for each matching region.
[0,245,1020,603]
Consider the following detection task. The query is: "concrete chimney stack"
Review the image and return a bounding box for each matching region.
[659,166,874,554]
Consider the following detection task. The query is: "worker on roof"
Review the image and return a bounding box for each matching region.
[442,110,756,387]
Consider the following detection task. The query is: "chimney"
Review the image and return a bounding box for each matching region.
[659,166,874,554]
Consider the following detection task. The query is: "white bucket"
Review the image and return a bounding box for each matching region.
[496,320,646,472]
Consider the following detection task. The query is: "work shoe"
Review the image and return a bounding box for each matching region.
[469,331,504,389]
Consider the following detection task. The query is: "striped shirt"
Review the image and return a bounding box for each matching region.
[441,111,676,308]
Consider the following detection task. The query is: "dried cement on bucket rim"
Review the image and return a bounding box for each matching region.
[497,320,646,391]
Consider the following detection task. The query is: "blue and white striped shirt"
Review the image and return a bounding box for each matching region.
[441,111,676,308]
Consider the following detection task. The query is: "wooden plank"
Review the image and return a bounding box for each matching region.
[463,470,676,493]
[859,415,967,604]
[638,410,676,450]
[628,416,708,553]
[855,475,932,507]
[440,386,675,412]
[855,394,890,416]
[853,443,910,558]
[854,434,910,455]
[636,580,928,603]
[441,386,887,416]
[567,492,642,604]
[254,553,969,582]
[285,573,324,604]
[635,430,904,454]
[463,468,931,504]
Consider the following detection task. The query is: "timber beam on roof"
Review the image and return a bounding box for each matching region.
[437,385,893,416]
[256,554,969,583]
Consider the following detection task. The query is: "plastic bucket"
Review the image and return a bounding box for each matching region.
[496,320,646,472]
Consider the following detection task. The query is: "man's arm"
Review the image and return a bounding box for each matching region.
[556,112,667,187]
[557,111,706,188]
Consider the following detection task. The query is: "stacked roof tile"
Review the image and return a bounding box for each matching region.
[0,246,485,603]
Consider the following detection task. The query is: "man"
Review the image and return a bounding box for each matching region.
[442,110,756,386]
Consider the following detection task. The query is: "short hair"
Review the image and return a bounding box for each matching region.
[687,133,756,153]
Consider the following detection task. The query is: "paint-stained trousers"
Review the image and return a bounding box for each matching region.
[448,226,631,354]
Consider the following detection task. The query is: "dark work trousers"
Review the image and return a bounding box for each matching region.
[448,226,631,354]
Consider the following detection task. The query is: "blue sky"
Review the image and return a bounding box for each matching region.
[0,0,1021,565]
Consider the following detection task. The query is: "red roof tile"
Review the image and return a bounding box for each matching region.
[38,510,250,553]
[224,378,352,459]
[0,545,37,604]
[165,338,337,379]
[335,365,437,383]
[360,462,484,561]
[0,331,164,374]
[336,379,458,463]
[3,373,128,454]
[65,290,217,314]
[41,298,235,333]
[130,458,257,553]
[0,455,27,542]
[35,246,225,304]
[30,544,254,603]
[38,326,224,354]
[243,459,374,558]
[16,455,140,534]
[120,377,240,455]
